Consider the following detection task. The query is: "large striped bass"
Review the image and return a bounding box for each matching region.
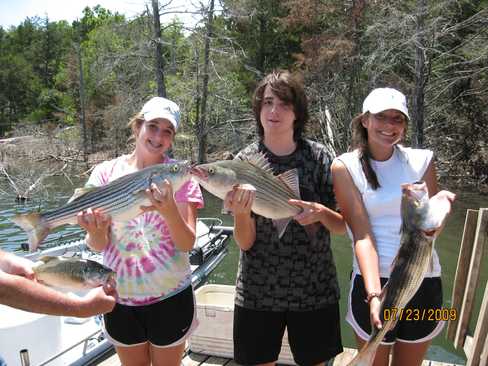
[191,154,302,238]
[33,255,115,291]
[348,181,454,366]
[12,161,191,252]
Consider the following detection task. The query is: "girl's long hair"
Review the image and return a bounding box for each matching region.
[350,112,408,190]
[127,112,145,143]
[350,112,380,189]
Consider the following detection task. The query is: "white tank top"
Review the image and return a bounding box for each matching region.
[335,145,441,277]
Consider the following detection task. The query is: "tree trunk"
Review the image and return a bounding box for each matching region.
[77,43,88,163]
[344,0,366,149]
[411,0,427,148]
[257,15,266,73]
[152,0,166,97]
[194,46,201,160]
[197,0,215,164]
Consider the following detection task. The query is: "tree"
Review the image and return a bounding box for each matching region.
[196,0,215,163]
[222,0,301,76]
[152,0,167,97]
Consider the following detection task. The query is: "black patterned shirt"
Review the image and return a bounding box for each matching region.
[234,139,340,311]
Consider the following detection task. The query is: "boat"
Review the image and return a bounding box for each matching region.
[0,218,232,366]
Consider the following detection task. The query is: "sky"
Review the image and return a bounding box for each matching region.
[0,0,203,29]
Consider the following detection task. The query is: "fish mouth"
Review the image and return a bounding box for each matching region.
[104,272,117,288]
[401,181,427,202]
[190,166,209,181]
[422,229,437,237]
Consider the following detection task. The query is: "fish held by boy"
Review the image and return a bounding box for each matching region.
[191,153,303,238]
[348,181,455,366]
[12,162,192,252]
[33,255,115,291]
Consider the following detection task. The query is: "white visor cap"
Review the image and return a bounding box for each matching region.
[362,88,409,119]
[141,97,180,130]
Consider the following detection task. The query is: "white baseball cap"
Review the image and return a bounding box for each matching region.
[362,88,409,119]
[141,97,180,130]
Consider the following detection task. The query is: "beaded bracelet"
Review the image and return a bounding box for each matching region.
[365,292,381,304]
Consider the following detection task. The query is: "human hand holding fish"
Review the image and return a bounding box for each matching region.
[74,283,117,317]
[426,190,456,238]
[0,250,35,279]
[288,199,325,225]
[77,208,111,251]
[141,180,177,217]
[369,295,383,331]
[289,199,347,234]
[223,184,256,216]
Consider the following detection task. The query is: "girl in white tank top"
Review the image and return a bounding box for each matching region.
[331,88,455,365]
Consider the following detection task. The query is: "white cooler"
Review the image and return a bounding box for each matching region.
[189,284,295,365]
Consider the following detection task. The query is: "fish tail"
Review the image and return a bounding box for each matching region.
[347,343,378,366]
[11,212,50,251]
[346,333,384,366]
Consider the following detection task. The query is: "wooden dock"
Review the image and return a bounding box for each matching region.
[95,347,463,366]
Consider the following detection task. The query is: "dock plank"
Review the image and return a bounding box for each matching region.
[183,352,210,366]
[96,353,120,366]
[203,356,231,366]
[224,360,240,366]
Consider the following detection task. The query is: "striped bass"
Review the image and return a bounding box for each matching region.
[33,255,115,291]
[191,154,302,238]
[12,161,191,252]
[348,181,454,366]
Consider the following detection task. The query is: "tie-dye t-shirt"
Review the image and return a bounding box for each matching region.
[86,155,204,306]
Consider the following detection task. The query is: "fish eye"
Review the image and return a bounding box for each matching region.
[171,165,179,172]
[208,167,215,174]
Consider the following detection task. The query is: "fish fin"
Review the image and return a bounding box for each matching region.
[11,212,50,252]
[244,153,274,175]
[277,169,301,199]
[273,218,292,238]
[67,185,97,203]
[37,255,58,263]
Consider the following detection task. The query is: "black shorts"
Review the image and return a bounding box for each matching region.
[347,274,444,344]
[233,304,343,365]
[103,285,196,347]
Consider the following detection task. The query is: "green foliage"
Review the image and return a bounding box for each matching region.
[0,0,485,187]
[222,0,302,79]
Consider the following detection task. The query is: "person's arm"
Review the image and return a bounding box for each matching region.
[0,271,116,317]
[224,184,256,251]
[143,180,198,252]
[331,160,383,329]
[288,199,346,234]
[0,250,116,317]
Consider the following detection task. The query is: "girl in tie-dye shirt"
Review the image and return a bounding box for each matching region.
[77,97,203,366]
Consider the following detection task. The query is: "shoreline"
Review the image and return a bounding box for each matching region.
[1,135,486,194]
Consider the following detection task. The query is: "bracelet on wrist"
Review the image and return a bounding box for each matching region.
[365,292,381,304]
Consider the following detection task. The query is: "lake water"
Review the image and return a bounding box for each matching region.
[0,163,486,364]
